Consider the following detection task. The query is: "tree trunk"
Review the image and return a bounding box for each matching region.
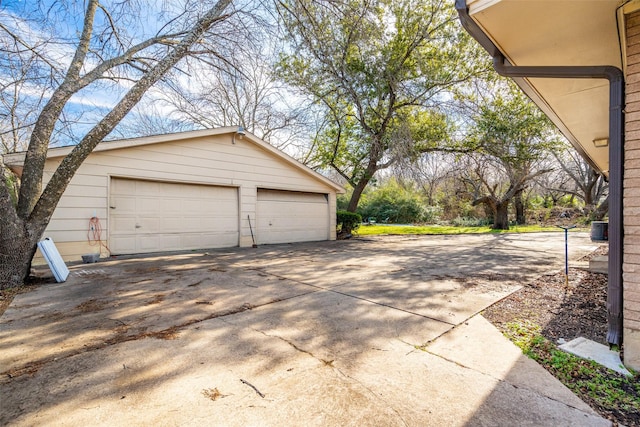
[514,190,525,225]
[493,202,510,230]
[593,195,609,221]
[340,177,372,236]
[347,179,368,213]
[1,239,37,290]
[347,162,378,213]
[0,217,42,289]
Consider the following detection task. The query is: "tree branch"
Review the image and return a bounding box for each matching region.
[29,0,235,222]
[16,0,100,218]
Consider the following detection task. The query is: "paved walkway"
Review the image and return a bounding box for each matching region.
[0,233,611,426]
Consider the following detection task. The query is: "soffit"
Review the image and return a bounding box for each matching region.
[467,0,623,175]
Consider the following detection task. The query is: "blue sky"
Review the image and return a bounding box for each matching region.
[0,1,197,147]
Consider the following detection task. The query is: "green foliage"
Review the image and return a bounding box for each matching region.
[357,179,426,223]
[471,82,561,162]
[557,194,580,208]
[438,195,482,222]
[504,319,543,353]
[336,210,362,233]
[276,0,487,212]
[528,195,547,210]
[450,217,491,227]
[422,205,443,224]
[336,192,351,211]
[358,224,492,235]
[456,80,565,229]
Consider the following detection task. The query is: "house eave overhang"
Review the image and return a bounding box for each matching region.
[458,0,624,177]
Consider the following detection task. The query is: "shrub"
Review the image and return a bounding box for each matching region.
[357,179,426,224]
[422,205,442,224]
[337,210,362,235]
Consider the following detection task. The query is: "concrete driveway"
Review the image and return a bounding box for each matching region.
[0,233,612,426]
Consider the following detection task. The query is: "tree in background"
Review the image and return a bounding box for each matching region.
[551,145,608,220]
[460,81,562,229]
[0,0,239,288]
[110,102,196,138]
[0,42,46,155]
[155,46,315,155]
[532,157,574,208]
[276,0,486,215]
[394,152,456,206]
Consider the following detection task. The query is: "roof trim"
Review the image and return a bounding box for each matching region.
[624,0,640,14]
[3,127,345,193]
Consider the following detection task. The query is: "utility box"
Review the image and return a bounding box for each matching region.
[590,221,608,242]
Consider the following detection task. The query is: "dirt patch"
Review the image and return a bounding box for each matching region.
[578,245,609,261]
[146,294,165,305]
[483,268,607,344]
[75,298,109,313]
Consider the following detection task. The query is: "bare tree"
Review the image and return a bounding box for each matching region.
[0,11,51,154]
[533,158,572,207]
[110,100,197,138]
[551,145,608,219]
[1,0,241,288]
[144,27,313,154]
[395,152,457,206]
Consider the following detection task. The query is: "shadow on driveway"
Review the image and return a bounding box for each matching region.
[0,233,609,426]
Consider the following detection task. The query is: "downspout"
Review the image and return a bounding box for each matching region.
[456,0,624,346]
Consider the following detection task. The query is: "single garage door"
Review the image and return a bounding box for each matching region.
[109,178,238,254]
[256,189,329,244]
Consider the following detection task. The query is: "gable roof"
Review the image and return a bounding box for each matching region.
[3,127,345,193]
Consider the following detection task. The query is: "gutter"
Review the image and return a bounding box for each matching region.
[456,0,624,346]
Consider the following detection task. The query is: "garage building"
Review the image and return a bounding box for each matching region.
[4,127,344,263]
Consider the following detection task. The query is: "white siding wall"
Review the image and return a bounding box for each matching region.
[36,134,339,263]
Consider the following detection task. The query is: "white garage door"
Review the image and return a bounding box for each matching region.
[109,178,238,254]
[256,189,329,245]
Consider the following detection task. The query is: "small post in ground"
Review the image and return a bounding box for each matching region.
[557,225,577,286]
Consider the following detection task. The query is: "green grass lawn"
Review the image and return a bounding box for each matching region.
[355,224,586,236]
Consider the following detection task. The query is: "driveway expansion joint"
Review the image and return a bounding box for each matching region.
[249,267,456,327]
